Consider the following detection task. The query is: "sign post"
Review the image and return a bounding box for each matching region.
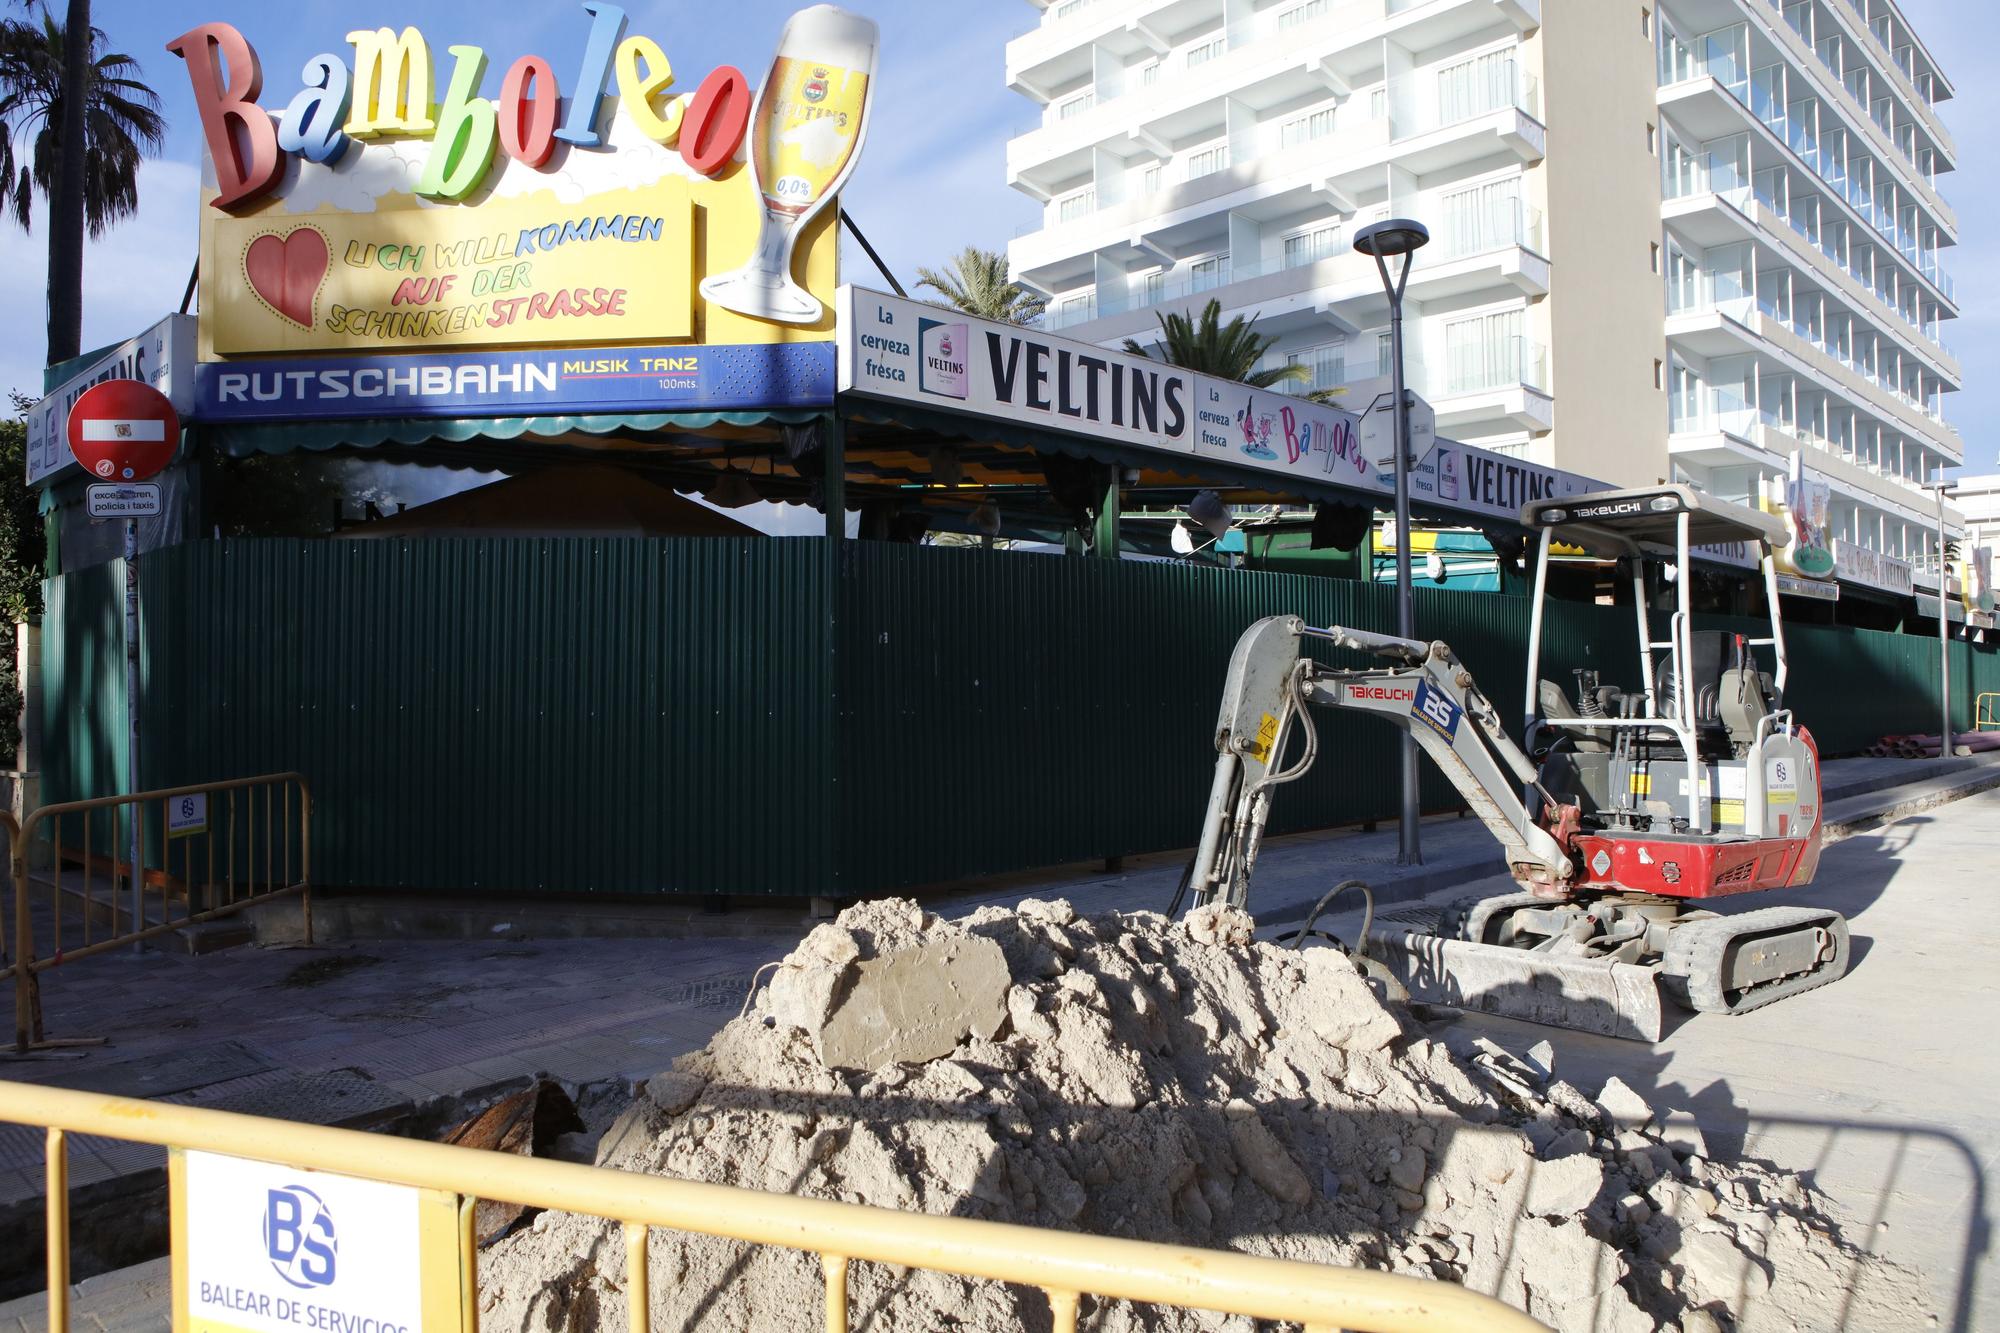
[69,379,179,948]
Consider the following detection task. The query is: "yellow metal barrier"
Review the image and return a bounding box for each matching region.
[1979,693,2000,731]
[4,774,310,1053]
[1,1079,1548,1333]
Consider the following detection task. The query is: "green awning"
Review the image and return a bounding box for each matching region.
[201,408,825,457]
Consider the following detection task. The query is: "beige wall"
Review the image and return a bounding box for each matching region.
[1539,0,1669,487]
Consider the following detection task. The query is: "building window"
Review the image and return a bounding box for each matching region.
[1186,142,1229,180]
[1057,91,1095,121]
[1641,7,1652,38]
[1142,163,1162,194]
[1056,187,1094,223]
[1369,87,1388,120]
[1278,0,1330,32]
[1058,292,1096,323]
[1054,0,1085,18]
[1191,253,1230,292]
[1444,309,1526,394]
[1280,108,1336,150]
[1144,271,1166,304]
[1435,50,1518,124]
[1283,224,1341,267]
[1438,179,1523,255]
[1286,340,1345,392]
[1186,36,1226,68]
[1377,332,1394,378]
[1139,60,1161,88]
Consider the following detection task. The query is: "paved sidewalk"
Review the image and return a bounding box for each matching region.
[0,749,1993,1324]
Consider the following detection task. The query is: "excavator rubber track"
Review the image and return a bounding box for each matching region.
[1658,906,1851,1016]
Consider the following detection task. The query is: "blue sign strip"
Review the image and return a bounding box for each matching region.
[193,343,835,422]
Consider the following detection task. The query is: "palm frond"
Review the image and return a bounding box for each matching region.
[0,13,163,238]
[916,245,1046,325]
[1124,299,1301,387]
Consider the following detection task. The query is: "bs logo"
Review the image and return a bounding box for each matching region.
[264,1185,338,1288]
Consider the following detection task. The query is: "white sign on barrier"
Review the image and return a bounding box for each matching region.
[179,1150,457,1333]
[168,792,207,838]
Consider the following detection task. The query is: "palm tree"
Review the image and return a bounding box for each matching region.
[1122,299,1310,390]
[0,13,164,366]
[915,245,1047,326]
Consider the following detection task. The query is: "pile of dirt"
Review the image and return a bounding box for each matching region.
[478,899,1928,1332]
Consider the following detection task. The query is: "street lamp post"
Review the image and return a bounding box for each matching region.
[1928,480,1955,756]
[1355,218,1431,867]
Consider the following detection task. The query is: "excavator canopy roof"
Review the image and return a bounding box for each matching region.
[1519,484,1787,555]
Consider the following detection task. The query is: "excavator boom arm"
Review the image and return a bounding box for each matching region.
[1191,616,1574,911]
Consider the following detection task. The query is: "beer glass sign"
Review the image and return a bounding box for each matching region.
[702,5,879,325]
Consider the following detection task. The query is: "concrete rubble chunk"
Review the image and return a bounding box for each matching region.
[815,933,1010,1072]
[1595,1075,1657,1131]
[643,1070,707,1116]
[1523,1152,1605,1218]
[1182,902,1255,947]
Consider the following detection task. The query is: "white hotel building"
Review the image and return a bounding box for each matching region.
[1004,0,1962,563]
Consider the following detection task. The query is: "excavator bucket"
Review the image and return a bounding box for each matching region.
[1365,921,1666,1042]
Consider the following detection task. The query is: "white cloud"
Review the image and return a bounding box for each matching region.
[0,158,200,403]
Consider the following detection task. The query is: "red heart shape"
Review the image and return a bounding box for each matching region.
[244,227,329,329]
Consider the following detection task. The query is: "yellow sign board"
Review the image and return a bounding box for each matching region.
[178,8,877,364]
[206,181,695,355]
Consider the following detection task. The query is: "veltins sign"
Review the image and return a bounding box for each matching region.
[177,1150,461,1333]
[839,287,1377,495]
[174,5,877,415]
[1831,538,1915,597]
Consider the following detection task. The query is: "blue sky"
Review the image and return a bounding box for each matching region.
[1,0,1992,470]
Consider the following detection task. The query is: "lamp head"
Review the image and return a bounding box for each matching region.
[1188,490,1233,542]
[1353,218,1431,259]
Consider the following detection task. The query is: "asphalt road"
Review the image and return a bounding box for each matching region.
[1426,788,2000,1332]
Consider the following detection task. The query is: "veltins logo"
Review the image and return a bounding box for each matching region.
[265,1185,338,1288]
[918,318,969,400]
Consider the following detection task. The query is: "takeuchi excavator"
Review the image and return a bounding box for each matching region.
[1186,485,1849,1040]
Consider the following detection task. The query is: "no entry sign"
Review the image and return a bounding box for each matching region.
[67,379,178,482]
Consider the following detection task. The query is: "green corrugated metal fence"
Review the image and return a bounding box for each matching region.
[38,539,2000,898]
[48,539,832,895]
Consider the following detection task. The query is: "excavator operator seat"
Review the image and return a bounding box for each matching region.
[1718,664,1775,751]
[1659,631,1772,758]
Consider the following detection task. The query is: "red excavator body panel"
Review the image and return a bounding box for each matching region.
[1566,729,1824,901]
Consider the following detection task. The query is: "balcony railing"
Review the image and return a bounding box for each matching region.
[1670,390,1944,489]
[1667,175,1954,361]
[1659,36,1952,310]
[1669,280,1949,428]
[1661,21,1940,249]
[1040,202,1544,331]
[1749,0,1948,171]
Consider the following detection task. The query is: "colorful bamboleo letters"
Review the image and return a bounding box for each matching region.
[167,5,750,211]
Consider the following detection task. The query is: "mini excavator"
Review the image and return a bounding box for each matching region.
[1186,485,1849,1040]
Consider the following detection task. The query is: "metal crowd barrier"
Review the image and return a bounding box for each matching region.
[1,774,310,1052]
[1979,693,2000,732]
[0,1080,1548,1333]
